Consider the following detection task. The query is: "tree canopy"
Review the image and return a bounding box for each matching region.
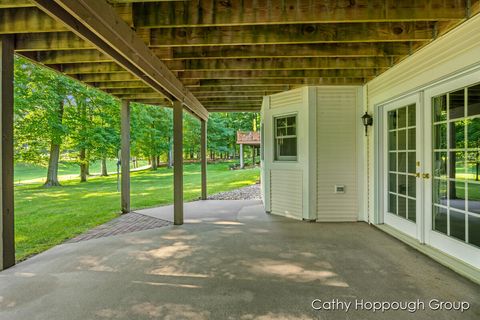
[13,56,259,184]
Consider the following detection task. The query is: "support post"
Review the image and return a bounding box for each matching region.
[200,119,207,200]
[240,144,244,169]
[121,100,130,214]
[0,36,15,270]
[173,101,183,225]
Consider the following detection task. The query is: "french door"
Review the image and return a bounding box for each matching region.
[383,94,423,240]
[381,75,480,268]
[424,75,480,268]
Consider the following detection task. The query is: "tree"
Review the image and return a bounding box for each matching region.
[68,86,120,178]
[184,113,201,160]
[206,112,259,161]
[14,57,75,187]
[131,104,172,169]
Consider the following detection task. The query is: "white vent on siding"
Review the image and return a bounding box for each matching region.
[270,88,303,109]
[270,170,303,219]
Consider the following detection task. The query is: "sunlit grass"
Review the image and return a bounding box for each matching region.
[14,159,149,184]
[15,162,260,261]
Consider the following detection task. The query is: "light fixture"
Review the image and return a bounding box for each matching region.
[361,112,373,136]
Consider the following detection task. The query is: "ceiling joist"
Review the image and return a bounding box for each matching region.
[133,0,467,27]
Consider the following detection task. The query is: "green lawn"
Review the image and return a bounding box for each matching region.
[15,162,259,261]
[14,159,149,184]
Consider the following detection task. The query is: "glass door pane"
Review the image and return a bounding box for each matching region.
[387,104,417,223]
[431,85,480,249]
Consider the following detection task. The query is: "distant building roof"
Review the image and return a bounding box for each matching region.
[237,131,260,145]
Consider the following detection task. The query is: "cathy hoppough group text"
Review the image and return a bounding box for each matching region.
[311,299,471,313]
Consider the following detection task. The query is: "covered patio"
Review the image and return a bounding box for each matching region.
[1,0,480,318]
[0,200,478,320]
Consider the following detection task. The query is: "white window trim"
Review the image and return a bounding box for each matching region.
[274,114,297,161]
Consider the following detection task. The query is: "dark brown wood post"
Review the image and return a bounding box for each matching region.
[201,119,207,200]
[121,100,130,214]
[173,101,184,225]
[1,35,15,270]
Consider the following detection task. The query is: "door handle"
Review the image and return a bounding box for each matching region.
[422,173,430,179]
[416,173,421,178]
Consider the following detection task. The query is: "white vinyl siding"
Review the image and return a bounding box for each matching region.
[270,170,303,219]
[317,87,358,221]
[270,88,303,109]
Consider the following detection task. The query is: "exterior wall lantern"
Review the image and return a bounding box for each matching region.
[361,112,373,136]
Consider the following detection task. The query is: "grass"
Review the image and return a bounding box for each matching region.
[15,161,259,261]
[14,159,149,184]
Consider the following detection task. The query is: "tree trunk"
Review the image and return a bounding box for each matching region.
[85,149,90,176]
[79,98,87,182]
[151,155,158,170]
[44,143,62,187]
[44,99,64,187]
[79,148,87,182]
[168,138,174,168]
[168,147,173,168]
[101,157,109,176]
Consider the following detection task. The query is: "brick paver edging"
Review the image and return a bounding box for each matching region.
[66,212,171,243]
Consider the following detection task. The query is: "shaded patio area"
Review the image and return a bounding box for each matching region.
[0,200,478,320]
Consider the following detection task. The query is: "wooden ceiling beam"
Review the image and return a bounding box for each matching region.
[77,72,139,82]
[197,97,262,102]
[15,32,94,51]
[202,103,262,108]
[57,61,183,74]
[0,0,35,9]
[164,43,415,60]
[15,41,414,62]
[50,62,127,74]
[132,0,467,28]
[112,92,167,100]
[73,68,378,82]
[178,69,379,79]
[149,23,434,47]
[184,78,366,87]
[194,92,278,98]
[204,103,261,107]
[180,57,393,70]
[0,7,67,34]
[189,85,290,92]
[88,81,149,89]
[20,49,113,64]
[108,87,281,97]
[207,107,260,113]
[47,57,394,75]
[127,99,171,106]
[104,88,157,94]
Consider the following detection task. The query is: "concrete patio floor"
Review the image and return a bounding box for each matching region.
[0,200,478,320]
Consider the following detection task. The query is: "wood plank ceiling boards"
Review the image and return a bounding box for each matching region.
[1,0,479,112]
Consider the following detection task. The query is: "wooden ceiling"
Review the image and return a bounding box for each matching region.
[1,0,479,113]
